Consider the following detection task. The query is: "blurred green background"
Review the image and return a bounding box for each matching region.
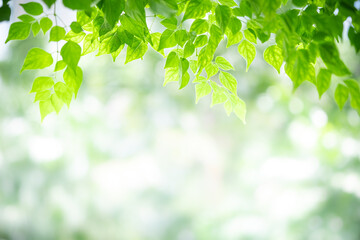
[1,2,360,240]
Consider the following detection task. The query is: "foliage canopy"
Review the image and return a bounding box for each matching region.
[3,0,360,122]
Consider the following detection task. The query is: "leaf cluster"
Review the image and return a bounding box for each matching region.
[5,0,360,122]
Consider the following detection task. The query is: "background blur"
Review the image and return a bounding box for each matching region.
[1,1,360,240]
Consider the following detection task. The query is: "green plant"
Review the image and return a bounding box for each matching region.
[3,0,360,122]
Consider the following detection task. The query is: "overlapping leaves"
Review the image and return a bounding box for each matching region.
[5,0,360,122]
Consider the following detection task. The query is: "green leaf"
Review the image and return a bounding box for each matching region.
[64,30,86,43]
[334,83,348,110]
[30,76,54,93]
[54,82,72,107]
[107,31,123,53]
[51,93,64,114]
[238,40,256,71]
[226,30,243,47]
[183,0,212,21]
[194,35,208,48]
[5,22,31,43]
[224,100,232,115]
[63,67,83,97]
[219,71,237,94]
[348,27,360,53]
[49,26,66,41]
[55,60,67,72]
[263,45,283,73]
[215,4,232,33]
[193,75,207,83]
[205,62,219,79]
[190,19,209,35]
[39,99,55,121]
[40,17,52,33]
[0,0,11,22]
[285,50,316,89]
[63,0,91,10]
[179,72,190,89]
[165,51,179,69]
[82,33,99,55]
[32,21,41,36]
[210,81,227,106]
[102,0,125,27]
[149,0,178,18]
[319,41,350,76]
[218,0,237,7]
[42,0,56,8]
[20,2,43,16]
[195,82,212,103]
[228,17,242,35]
[34,90,51,102]
[21,48,53,73]
[180,58,189,75]
[125,0,147,28]
[190,60,199,74]
[160,17,177,30]
[344,79,360,113]
[215,56,234,70]
[125,40,148,64]
[164,66,180,86]
[158,29,177,51]
[150,32,164,55]
[184,42,195,58]
[111,44,125,62]
[18,14,35,23]
[175,30,188,47]
[230,94,246,123]
[70,22,83,33]
[316,68,331,98]
[244,29,257,44]
[293,0,307,7]
[60,41,81,71]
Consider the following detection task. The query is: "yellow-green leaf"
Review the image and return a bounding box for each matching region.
[21,48,53,73]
